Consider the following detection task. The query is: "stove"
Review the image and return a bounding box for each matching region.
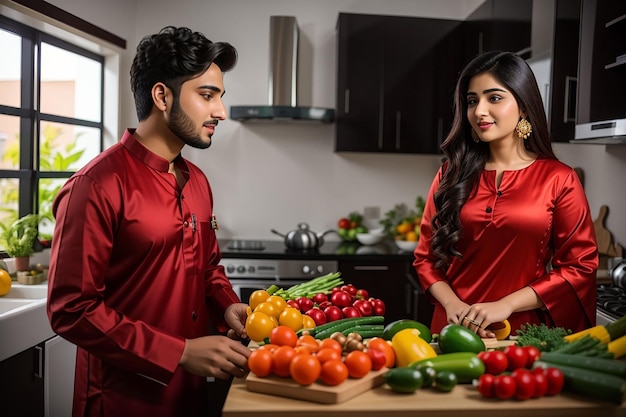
[596,284,625,325]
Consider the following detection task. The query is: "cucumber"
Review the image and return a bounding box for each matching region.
[409,352,485,384]
[341,324,384,338]
[383,319,432,343]
[533,360,626,405]
[313,316,384,340]
[540,352,626,379]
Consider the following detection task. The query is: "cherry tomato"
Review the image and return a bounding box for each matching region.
[320,359,349,386]
[511,368,535,400]
[478,350,508,375]
[318,338,343,355]
[269,325,298,347]
[315,347,342,364]
[544,367,564,396]
[477,373,495,398]
[248,349,273,377]
[532,370,548,398]
[367,337,396,368]
[289,353,321,385]
[279,307,304,331]
[245,311,276,342]
[271,345,297,377]
[338,218,351,229]
[344,350,372,378]
[248,290,270,311]
[503,345,528,371]
[493,374,516,399]
[522,346,541,368]
[366,348,387,371]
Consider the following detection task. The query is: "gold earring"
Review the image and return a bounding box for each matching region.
[471,129,480,143]
[516,118,532,139]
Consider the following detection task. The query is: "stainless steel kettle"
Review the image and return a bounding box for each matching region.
[609,257,626,288]
[271,223,336,250]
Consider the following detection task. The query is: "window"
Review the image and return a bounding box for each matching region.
[0,15,104,247]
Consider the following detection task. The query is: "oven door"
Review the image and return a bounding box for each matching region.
[231,279,308,304]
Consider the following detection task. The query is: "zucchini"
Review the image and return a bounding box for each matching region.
[313,316,384,340]
[540,352,626,378]
[409,352,485,383]
[533,360,626,405]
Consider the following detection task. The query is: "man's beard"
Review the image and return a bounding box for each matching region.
[167,98,212,150]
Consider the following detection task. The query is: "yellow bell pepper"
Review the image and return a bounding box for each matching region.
[391,328,437,367]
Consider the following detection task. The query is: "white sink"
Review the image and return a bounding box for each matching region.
[0,282,54,362]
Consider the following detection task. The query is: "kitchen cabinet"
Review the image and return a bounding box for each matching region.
[0,335,76,417]
[335,13,464,154]
[337,259,432,325]
[464,0,533,58]
[0,343,44,417]
[576,0,626,128]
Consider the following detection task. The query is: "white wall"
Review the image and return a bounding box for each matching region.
[35,0,626,248]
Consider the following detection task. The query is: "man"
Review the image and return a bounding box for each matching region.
[47,26,250,417]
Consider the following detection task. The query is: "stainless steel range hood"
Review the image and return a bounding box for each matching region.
[230,16,335,123]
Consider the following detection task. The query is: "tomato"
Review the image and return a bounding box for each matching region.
[434,370,457,392]
[344,350,372,378]
[315,347,342,364]
[254,302,280,318]
[477,350,508,375]
[544,367,564,396]
[366,348,387,371]
[248,349,273,377]
[289,353,321,385]
[269,325,298,347]
[271,345,297,377]
[338,218,351,229]
[248,289,270,311]
[279,307,304,331]
[367,337,396,368]
[511,368,535,400]
[522,345,541,368]
[245,311,276,342]
[493,374,516,399]
[532,370,548,398]
[477,374,495,398]
[340,284,358,296]
[257,343,279,352]
[305,307,327,326]
[320,359,349,386]
[301,315,316,330]
[318,338,343,355]
[503,345,528,371]
[296,334,320,353]
[330,291,352,308]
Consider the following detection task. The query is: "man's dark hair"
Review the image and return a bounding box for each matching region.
[130,26,237,121]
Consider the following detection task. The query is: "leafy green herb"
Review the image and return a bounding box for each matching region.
[515,323,571,352]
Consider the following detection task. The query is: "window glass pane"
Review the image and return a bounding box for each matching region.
[0,28,21,108]
[40,42,102,122]
[39,121,99,171]
[0,178,19,223]
[38,178,68,238]
[0,114,20,169]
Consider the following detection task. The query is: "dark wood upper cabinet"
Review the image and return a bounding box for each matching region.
[335,13,463,154]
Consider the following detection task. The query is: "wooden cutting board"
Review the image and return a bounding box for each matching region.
[246,368,387,404]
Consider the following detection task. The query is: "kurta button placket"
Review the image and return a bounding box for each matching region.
[486,207,493,213]
[497,191,503,197]
[191,311,197,321]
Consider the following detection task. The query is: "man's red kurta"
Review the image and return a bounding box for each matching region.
[47,130,240,417]
[414,158,598,334]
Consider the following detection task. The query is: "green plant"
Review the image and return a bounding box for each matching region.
[0,214,41,257]
[380,196,425,235]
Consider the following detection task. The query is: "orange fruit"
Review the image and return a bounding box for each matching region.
[0,269,11,297]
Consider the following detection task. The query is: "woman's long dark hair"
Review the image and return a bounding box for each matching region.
[431,51,557,270]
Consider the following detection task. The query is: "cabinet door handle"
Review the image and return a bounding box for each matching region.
[563,75,577,123]
[352,265,389,271]
[395,111,401,150]
[344,89,350,114]
[34,345,43,379]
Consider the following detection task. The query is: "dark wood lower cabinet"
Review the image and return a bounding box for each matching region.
[0,344,44,417]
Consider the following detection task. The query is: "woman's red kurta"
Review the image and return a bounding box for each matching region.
[414,158,598,335]
[47,130,240,417]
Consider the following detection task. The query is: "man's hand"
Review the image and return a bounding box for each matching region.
[179,335,250,379]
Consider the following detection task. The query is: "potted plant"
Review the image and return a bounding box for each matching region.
[0,214,41,271]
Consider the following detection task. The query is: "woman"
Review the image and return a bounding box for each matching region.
[414,51,597,338]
